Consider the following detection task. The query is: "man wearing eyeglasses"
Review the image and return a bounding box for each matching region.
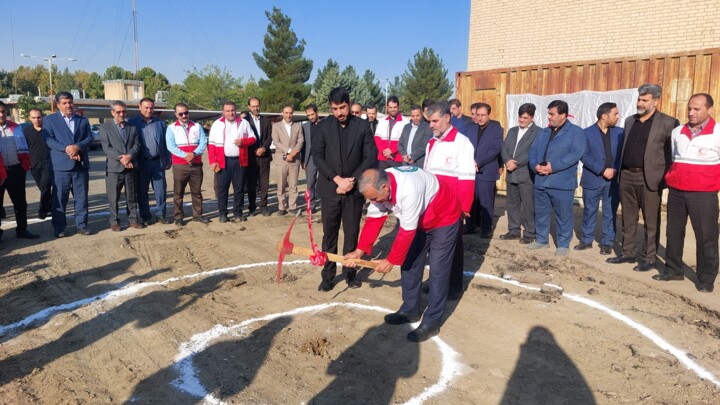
[100,100,143,231]
[166,103,209,225]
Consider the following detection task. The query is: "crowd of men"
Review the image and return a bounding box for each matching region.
[0,82,717,341]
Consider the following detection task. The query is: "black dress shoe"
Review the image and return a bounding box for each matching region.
[161,217,174,224]
[174,219,184,226]
[633,261,656,272]
[447,289,463,301]
[77,227,92,236]
[318,279,335,292]
[384,311,420,325]
[219,215,228,223]
[407,323,440,342]
[519,236,535,244]
[574,242,592,251]
[38,211,49,220]
[54,231,66,238]
[16,230,40,239]
[346,278,362,289]
[499,232,521,240]
[193,216,210,224]
[600,245,612,255]
[606,256,635,264]
[249,208,258,216]
[261,208,271,217]
[696,283,714,293]
[277,209,288,216]
[652,272,684,281]
[480,231,493,239]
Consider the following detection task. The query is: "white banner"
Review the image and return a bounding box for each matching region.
[506,89,639,130]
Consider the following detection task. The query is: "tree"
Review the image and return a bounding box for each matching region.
[362,70,385,111]
[14,65,50,96]
[17,95,50,119]
[168,65,243,110]
[136,67,170,100]
[253,7,313,111]
[239,75,261,110]
[103,65,134,81]
[339,66,372,107]
[74,71,104,99]
[400,48,452,107]
[314,63,342,112]
[54,68,76,93]
[0,70,12,98]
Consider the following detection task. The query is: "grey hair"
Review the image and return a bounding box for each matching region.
[110,100,127,110]
[638,84,662,99]
[426,101,451,118]
[358,169,389,194]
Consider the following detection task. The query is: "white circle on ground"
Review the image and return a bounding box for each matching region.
[171,302,463,405]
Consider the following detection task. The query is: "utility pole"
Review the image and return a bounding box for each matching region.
[132,0,139,76]
[21,54,77,112]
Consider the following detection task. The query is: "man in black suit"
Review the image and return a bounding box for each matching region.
[312,87,378,291]
[245,97,274,216]
[500,103,540,243]
[100,100,143,231]
[301,104,320,212]
[23,108,52,220]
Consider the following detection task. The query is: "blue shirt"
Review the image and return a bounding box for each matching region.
[129,117,162,158]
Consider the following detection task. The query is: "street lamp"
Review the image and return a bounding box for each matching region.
[20,53,77,112]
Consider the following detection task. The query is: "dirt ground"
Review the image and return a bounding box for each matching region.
[0,150,719,404]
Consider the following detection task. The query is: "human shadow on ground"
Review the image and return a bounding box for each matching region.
[0,272,233,385]
[0,258,170,331]
[0,249,48,278]
[124,316,292,404]
[309,322,419,405]
[500,326,596,405]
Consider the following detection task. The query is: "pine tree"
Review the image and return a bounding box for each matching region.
[362,70,385,110]
[400,48,452,107]
[253,7,313,111]
[315,63,342,112]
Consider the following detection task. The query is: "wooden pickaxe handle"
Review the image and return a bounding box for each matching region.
[275,242,378,269]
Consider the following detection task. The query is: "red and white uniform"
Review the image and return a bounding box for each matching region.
[208,117,256,168]
[167,120,205,165]
[374,114,409,162]
[665,118,720,192]
[423,126,476,212]
[357,167,462,265]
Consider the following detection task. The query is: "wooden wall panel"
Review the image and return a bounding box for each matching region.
[457,48,720,193]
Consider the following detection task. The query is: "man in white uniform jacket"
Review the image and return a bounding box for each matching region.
[344,167,462,342]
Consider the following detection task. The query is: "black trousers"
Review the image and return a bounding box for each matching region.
[217,157,247,217]
[506,180,535,238]
[248,156,271,210]
[30,163,53,216]
[0,164,28,233]
[106,169,138,225]
[320,193,364,282]
[665,188,718,285]
[619,169,662,262]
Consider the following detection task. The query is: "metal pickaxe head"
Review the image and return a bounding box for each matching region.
[276,210,302,283]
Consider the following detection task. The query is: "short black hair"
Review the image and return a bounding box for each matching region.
[222,101,237,109]
[387,96,399,106]
[518,103,536,117]
[0,100,6,109]
[690,93,714,108]
[475,102,491,115]
[55,91,74,103]
[547,100,569,116]
[365,104,377,112]
[410,104,422,112]
[328,87,350,105]
[421,99,434,110]
[449,99,461,108]
[596,102,617,120]
[139,97,155,105]
[305,103,318,113]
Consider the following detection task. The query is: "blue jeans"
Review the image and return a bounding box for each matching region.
[137,158,167,220]
[581,182,619,246]
[534,187,574,248]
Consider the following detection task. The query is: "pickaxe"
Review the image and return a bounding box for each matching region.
[275,210,377,283]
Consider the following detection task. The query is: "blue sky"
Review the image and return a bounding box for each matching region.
[4,0,470,87]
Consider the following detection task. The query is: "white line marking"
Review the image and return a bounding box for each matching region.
[467,271,720,387]
[171,303,463,405]
[0,260,310,337]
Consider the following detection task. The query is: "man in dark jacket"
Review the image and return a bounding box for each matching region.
[312,87,378,292]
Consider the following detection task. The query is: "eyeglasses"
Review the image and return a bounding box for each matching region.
[177,112,189,116]
[114,110,127,114]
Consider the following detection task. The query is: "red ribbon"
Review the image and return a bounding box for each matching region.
[305,190,327,266]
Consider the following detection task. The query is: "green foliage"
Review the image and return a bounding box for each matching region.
[0,70,12,98]
[54,68,76,93]
[253,7,313,111]
[362,70,385,111]
[137,67,171,100]
[400,48,452,107]
[13,65,50,96]
[74,71,105,99]
[103,65,134,81]
[167,65,244,110]
[238,75,261,110]
[16,95,51,119]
